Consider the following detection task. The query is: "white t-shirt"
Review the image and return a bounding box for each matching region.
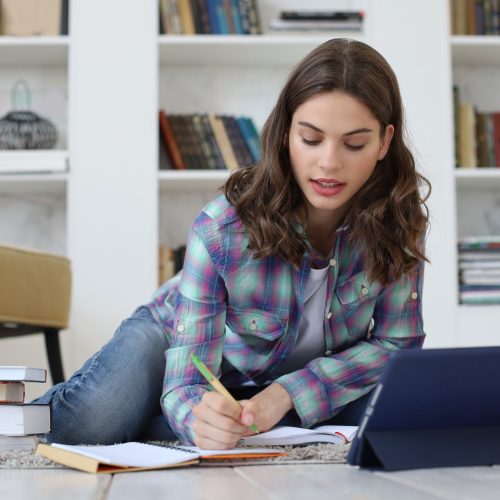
[276,265,328,376]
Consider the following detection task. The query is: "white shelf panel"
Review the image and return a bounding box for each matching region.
[451,36,500,66]
[0,172,67,195]
[159,169,230,192]
[0,36,69,65]
[457,304,500,346]
[159,34,365,65]
[455,168,500,188]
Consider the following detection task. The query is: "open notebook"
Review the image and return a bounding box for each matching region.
[240,425,358,446]
[36,442,286,473]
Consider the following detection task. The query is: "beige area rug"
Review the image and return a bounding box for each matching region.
[0,441,350,469]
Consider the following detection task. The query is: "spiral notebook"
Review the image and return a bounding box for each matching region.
[36,441,286,473]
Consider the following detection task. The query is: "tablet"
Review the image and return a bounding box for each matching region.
[347,346,500,470]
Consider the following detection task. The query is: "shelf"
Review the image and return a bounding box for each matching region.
[451,36,500,65]
[0,36,69,65]
[159,169,230,192]
[0,172,67,195]
[159,34,365,65]
[454,168,500,188]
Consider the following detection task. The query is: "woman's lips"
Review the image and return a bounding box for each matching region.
[310,178,346,196]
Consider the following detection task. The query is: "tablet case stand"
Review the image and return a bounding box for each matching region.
[350,426,500,471]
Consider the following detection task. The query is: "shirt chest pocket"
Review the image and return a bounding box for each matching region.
[226,308,287,341]
[335,272,383,308]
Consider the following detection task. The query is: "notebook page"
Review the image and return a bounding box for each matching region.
[52,442,197,467]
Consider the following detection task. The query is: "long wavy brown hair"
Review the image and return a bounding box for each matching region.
[225,38,430,284]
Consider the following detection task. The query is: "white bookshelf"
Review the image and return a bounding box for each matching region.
[451,25,500,343]
[1,0,463,379]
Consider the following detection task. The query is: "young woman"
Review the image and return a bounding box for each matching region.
[36,38,429,449]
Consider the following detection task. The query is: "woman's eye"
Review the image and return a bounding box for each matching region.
[345,144,365,151]
[300,137,320,146]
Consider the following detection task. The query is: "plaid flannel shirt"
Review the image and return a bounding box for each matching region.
[148,194,425,444]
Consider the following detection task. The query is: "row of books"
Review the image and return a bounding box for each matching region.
[269,10,364,33]
[453,87,500,168]
[0,0,69,36]
[458,237,500,304]
[159,0,261,35]
[450,0,500,35]
[0,366,51,451]
[159,111,260,171]
[158,244,186,285]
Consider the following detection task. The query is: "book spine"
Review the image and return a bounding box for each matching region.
[222,115,254,168]
[223,0,236,33]
[237,0,251,34]
[215,0,230,34]
[178,0,196,34]
[200,114,226,169]
[493,112,500,167]
[159,111,186,169]
[230,0,244,34]
[236,117,259,162]
[192,114,217,169]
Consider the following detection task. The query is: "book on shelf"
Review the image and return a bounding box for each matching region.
[0,404,51,435]
[36,441,286,474]
[0,366,47,383]
[159,111,260,171]
[450,0,500,35]
[160,0,261,35]
[280,11,363,21]
[158,245,186,285]
[240,425,358,447]
[0,0,68,36]
[0,381,25,404]
[0,151,68,174]
[0,435,37,452]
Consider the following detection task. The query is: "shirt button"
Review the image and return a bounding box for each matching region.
[329,258,337,267]
[249,321,257,331]
[325,350,332,356]
[327,311,333,319]
[411,291,418,300]
[361,286,369,295]
[177,324,185,333]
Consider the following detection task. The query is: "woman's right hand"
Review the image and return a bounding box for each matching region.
[191,392,249,449]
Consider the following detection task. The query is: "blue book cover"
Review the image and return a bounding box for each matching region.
[236,117,260,162]
[230,0,244,34]
[216,0,230,34]
[206,0,220,33]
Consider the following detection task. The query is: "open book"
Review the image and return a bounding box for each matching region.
[36,442,286,474]
[240,425,358,446]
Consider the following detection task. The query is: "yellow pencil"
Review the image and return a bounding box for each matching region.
[191,354,259,434]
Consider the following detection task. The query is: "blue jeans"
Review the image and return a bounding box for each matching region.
[34,306,177,444]
[34,306,371,444]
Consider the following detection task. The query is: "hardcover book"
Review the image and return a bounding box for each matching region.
[37,441,285,474]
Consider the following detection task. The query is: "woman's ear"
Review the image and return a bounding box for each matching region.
[377,124,395,161]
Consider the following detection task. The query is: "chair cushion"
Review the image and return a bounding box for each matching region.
[0,245,71,328]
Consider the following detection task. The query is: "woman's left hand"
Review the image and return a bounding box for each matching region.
[239,383,294,435]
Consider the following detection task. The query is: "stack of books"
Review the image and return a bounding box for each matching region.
[160,0,261,35]
[0,366,51,451]
[159,111,259,171]
[453,86,500,168]
[458,237,500,304]
[268,10,363,33]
